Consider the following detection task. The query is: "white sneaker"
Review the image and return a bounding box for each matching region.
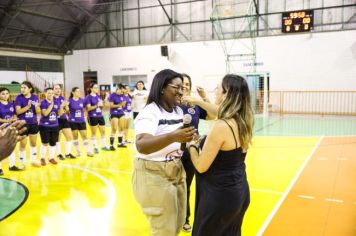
[182,223,192,232]
[19,162,26,170]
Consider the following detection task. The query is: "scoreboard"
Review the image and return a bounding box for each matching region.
[282,10,313,33]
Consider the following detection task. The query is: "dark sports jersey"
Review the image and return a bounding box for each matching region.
[123,95,132,112]
[180,105,207,132]
[68,97,85,123]
[84,94,103,118]
[14,94,39,124]
[39,99,60,127]
[54,95,67,120]
[0,101,15,125]
[109,93,125,115]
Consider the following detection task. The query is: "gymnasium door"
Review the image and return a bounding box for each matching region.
[83,71,98,96]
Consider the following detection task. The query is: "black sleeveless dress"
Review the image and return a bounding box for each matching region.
[192,120,250,236]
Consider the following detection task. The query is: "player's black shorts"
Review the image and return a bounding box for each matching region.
[69,122,87,131]
[109,114,124,120]
[39,126,59,146]
[25,123,39,136]
[58,118,70,130]
[87,116,105,126]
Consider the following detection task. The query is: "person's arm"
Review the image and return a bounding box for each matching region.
[188,120,226,173]
[0,118,10,123]
[34,100,41,114]
[136,126,195,154]
[135,107,195,154]
[108,94,123,109]
[196,86,211,103]
[182,96,218,120]
[12,120,27,141]
[0,125,17,160]
[58,101,65,117]
[86,98,98,111]
[41,101,54,117]
[0,120,26,161]
[63,100,69,115]
[194,99,217,119]
[10,115,17,122]
[15,100,31,115]
[109,101,124,109]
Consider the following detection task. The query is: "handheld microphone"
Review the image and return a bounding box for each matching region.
[181,114,192,151]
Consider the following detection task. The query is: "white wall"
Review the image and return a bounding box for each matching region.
[64,30,356,94]
[257,30,356,91]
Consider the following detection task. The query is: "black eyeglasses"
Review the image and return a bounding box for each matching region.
[167,84,183,91]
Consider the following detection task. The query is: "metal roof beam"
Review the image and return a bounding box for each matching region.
[60,0,121,52]
[0,0,16,24]
[157,0,189,41]
[4,25,67,38]
[48,0,81,22]
[0,0,24,38]
[14,8,80,24]
[69,0,121,42]
[157,0,173,24]
[0,10,61,50]
[0,32,36,41]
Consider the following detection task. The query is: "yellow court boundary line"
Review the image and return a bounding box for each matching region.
[256,136,324,236]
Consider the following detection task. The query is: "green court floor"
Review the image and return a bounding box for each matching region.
[254,115,356,136]
[0,178,28,220]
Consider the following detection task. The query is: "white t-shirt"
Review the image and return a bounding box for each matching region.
[134,102,183,161]
[132,89,149,112]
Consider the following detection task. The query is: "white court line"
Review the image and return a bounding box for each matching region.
[325,198,344,203]
[257,136,324,236]
[298,195,315,200]
[250,188,283,195]
[83,166,132,175]
[87,168,284,196]
[59,163,117,209]
[336,157,348,161]
[325,135,356,138]
[316,157,328,161]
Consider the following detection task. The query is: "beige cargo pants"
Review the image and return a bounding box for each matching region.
[132,158,187,236]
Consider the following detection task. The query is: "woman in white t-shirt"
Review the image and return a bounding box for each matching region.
[133,69,195,236]
[132,80,149,119]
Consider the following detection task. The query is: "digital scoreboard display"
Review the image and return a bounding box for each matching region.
[282,10,313,33]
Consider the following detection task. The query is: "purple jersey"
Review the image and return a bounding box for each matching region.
[0,102,15,125]
[123,95,132,112]
[181,105,207,132]
[39,99,60,127]
[84,94,103,118]
[15,94,39,124]
[109,93,125,115]
[68,98,85,123]
[54,95,67,120]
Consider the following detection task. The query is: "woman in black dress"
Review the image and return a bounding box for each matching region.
[188,74,254,236]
